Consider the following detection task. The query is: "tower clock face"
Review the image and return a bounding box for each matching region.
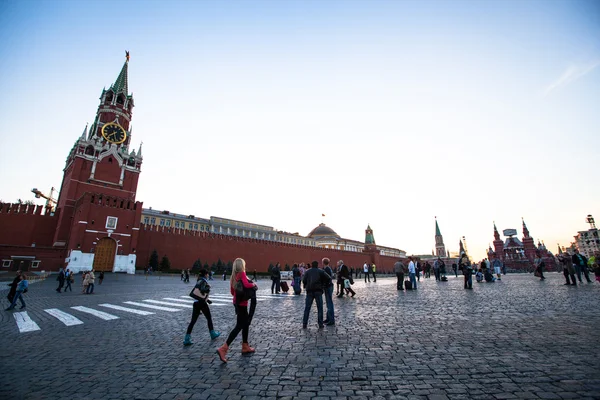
[101,123,127,144]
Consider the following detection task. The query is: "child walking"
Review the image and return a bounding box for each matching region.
[184,269,220,345]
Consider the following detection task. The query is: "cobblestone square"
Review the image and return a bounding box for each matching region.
[1,272,599,399]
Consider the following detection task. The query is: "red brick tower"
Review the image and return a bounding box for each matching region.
[521,218,536,263]
[53,52,143,273]
[492,222,504,260]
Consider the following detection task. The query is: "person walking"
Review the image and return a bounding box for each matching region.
[559,252,577,285]
[184,269,220,345]
[86,270,95,294]
[271,262,281,294]
[98,271,104,285]
[5,273,28,311]
[459,252,473,289]
[336,260,355,298]
[64,269,73,292]
[492,256,503,280]
[572,249,591,283]
[56,268,65,293]
[394,259,405,290]
[533,251,546,280]
[292,264,302,295]
[433,259,440,281]
[82,271,89,293]
[452,263,458,277]
[216,258,257,363]
[408,257,417,290]
[372,263,377,282]
[301,260,331,329]
[363,262,370,283]
[6,270,22,305]
[322,258,335,326]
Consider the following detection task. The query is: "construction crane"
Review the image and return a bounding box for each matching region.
[31,187,57,214]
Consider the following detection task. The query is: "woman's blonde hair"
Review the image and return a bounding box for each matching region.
[230,258,246,287]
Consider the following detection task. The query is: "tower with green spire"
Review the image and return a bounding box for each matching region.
[434,217,446,257]
[365,224,376,245]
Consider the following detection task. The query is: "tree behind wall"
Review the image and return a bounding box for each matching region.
[192,259,202,273]
[149,250,159,270]
[159,255,171,272]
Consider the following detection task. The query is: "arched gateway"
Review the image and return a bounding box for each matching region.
[92,237,117,271]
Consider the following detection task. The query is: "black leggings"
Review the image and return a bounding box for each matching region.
[186,300,214,334]
[226,304,249,345]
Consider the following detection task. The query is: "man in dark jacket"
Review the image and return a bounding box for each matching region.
[336,260,355,298]
[302,261,331,329]
[271,262,281,294]
[394,260,404,290]
[572,249,591,283]
[56,268,65,293]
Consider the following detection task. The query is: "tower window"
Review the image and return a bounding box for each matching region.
[105,93,113,103]
[117,95,124,105]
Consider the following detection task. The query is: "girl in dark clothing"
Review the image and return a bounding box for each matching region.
[184,269,220,345]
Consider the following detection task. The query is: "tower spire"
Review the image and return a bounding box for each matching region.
[111,51,130,95]
[80,123,88,139]
[138,141,143,158]
[435,217,441,236]
[493,221,500,241]
[522,217,530,238]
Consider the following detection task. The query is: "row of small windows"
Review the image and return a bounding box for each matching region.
[143,217,207,231]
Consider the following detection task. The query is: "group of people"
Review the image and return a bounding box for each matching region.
[183,257,358,363]
[182,259,258,363]
[5,270,29,311]
[56,268,100,294]
[557,249,599,286]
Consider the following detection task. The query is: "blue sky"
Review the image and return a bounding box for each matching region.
[1,0,598,260]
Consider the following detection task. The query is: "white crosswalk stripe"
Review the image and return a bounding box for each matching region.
[123,301,182,312]
[143,299,193,308]
[99,303,154,315]
[177,296,228,306]
[71,306,119,320]
[163,297,195,303]
[13,311,41,333]
[44,308,84,326]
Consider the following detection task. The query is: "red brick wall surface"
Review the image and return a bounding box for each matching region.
[0,204,58,247]
[137,226,403,273]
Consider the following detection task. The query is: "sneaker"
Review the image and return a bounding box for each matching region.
[318,325,324,329]
[4,307,13,311]
[20,306,26,309]
[210,330,221,340]
[302,325,307,329]
[326,321,335,326]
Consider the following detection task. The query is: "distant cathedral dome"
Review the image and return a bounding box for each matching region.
[308,223,339,238]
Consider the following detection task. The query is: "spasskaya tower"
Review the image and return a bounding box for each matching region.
[54,52,143,273]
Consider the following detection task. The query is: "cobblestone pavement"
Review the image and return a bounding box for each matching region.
[1,272,599,400]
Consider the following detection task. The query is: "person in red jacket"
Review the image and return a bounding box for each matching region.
[216,258,257,362]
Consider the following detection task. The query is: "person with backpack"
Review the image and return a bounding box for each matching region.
[5,273,28,310]
[184,269,220,345]
[216,258,257,363]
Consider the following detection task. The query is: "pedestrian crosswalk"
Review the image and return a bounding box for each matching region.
[7,292,300,333]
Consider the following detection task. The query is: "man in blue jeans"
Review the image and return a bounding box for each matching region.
[321,258,335,326]
[5,274,28,310]
[408,257,417,290]
[302,261,331,329]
